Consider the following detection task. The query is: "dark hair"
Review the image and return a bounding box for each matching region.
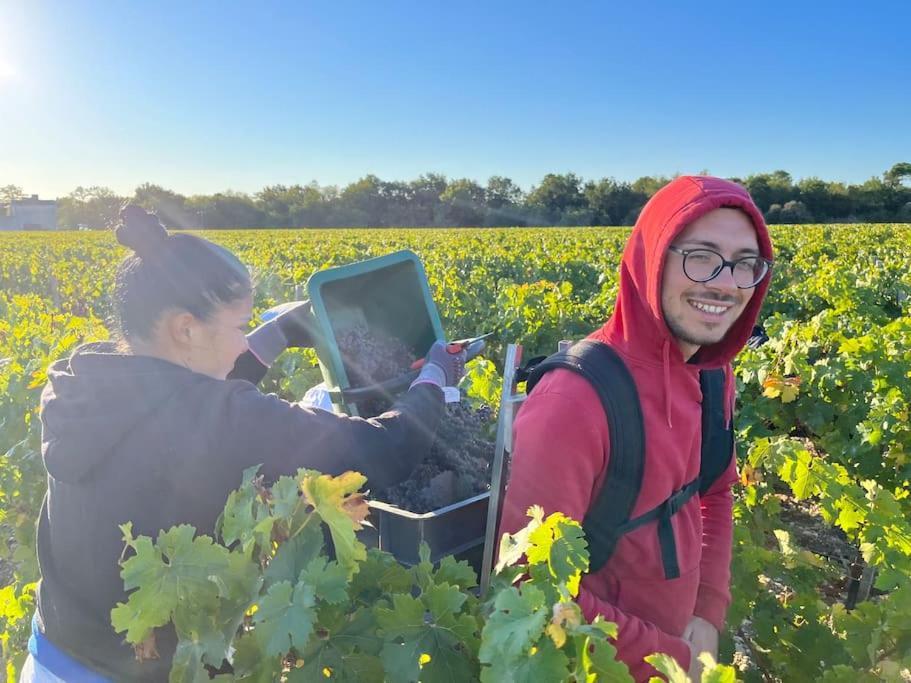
[113,209,252,341]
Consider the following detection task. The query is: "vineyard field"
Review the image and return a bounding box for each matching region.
[2,224,911,681]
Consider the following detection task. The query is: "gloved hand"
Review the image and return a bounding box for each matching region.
[246,300,315,368]
[411,340,467,390]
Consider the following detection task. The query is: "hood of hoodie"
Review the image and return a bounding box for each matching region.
[40,341,203,483]
[596,175,773,370]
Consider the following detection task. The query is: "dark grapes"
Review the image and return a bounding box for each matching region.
[335,324,496,513]
[379,401,495,513]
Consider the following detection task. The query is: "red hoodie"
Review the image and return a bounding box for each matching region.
[499,176,773,680]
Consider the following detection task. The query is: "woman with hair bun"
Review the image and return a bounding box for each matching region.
[22,206,465,682]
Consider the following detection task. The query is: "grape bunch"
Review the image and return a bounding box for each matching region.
[336,323,416,415]
[379,401,494,512]
[334,325,496,513]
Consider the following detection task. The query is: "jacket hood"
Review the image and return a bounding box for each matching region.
[599,175,773,369]
[40,341,201,483]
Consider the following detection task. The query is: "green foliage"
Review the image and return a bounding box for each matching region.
[107,471,648,681]
[3,225,911,681]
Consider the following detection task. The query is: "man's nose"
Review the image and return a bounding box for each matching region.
[707,265,739,291]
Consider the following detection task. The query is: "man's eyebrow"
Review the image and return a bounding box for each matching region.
[677,239,760,256]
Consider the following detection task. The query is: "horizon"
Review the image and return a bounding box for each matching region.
[2,1,909,199]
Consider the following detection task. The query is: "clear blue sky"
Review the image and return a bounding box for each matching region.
[1,1,909,199]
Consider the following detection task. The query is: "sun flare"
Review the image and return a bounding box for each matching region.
[0,59,16,82]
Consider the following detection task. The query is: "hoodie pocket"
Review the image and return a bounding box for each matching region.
[614,564,700,637]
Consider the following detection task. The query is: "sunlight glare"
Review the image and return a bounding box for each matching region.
[0,59,16,83]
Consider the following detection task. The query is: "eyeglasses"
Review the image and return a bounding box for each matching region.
[668,246,772,289]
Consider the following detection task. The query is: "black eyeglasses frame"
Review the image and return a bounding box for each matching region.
[667,245,772,289]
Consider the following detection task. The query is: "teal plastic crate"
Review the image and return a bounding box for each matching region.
[307,250,445,415]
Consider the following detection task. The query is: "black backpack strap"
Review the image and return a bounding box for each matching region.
[698,368,734,495]
[526,341,645,575]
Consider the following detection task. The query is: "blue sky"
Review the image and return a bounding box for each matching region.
[1,1,909,199]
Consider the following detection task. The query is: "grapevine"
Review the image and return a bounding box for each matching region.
[1,225,910,681]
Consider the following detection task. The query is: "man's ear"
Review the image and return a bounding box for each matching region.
[164,310,198,350]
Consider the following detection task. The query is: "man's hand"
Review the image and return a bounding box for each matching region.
[686,641,703,681]
[683,615,718,680]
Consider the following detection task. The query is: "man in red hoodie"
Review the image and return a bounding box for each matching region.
[499,176,774,681]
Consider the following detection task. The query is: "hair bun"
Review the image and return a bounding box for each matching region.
[116,204,169,257]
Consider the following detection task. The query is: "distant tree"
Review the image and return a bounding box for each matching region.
[439,178,486,226]
[884,162,911,188]
[339,175,388,227]
[849,177,894,221]
[765,204,783,224]
[409,173,448,226]
[41,163,911,228]
[630,175,672,197]
[526,173,585,222]
[132,183,191,227]
[185,191,265,228]
[797,177,833,220]
[0,184,23,205]
[742,171,794,212]
[256,185,294,226]
[485,176,523,208]
[57,186,125,229]
[583,178,647,225]
[287,183,331,227]
[779,200,813,224]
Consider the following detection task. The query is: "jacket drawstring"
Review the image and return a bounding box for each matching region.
[662,338,672,428]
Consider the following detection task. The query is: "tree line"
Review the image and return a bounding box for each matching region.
[3,163,910,229]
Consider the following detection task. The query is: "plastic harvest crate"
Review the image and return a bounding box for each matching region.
[307,250,445,416]
[359,493,491,570]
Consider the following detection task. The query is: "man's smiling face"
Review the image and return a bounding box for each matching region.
[661,208,759,360]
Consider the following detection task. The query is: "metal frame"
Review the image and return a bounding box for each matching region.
[479,343,527,595]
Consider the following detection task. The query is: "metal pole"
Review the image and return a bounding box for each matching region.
[480,343,525,596]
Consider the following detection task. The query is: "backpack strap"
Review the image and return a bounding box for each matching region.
[526,341,645,574]
[698,368,734,496]
[525,344,736,580]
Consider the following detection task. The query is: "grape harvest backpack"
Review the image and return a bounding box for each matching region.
[524,340,734,580]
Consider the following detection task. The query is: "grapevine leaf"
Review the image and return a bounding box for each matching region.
[171,552,259,671]
[350,549,413,600]
[495,505,545,572]
[480,638,569,683]
[270,474,302,521]
[645,652,689,683]
[300,556,350,605]
[699,653,738,683]
[170,639,211,683]
[478,584,548,664]
[253,580,317,658]
[263,520,324,587]
[297,606,383,681]
[423,582,468,622]
[112,525,230,644]
[301,471,368,574]
[218,466,274,558]
[583,636,632,681]
[376,592,476,683]
[526,512,588,593]
[432,554,478,590]
[231,632,282,682]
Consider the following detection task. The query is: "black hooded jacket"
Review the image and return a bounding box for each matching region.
[35,342,443,680]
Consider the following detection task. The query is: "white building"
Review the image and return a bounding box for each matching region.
[0,195,58,230]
